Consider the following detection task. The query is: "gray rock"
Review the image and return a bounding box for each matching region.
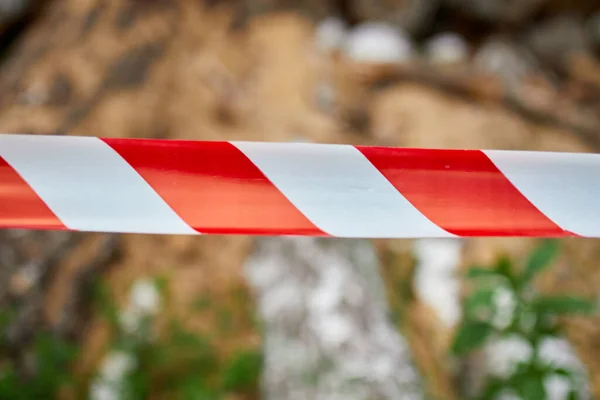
[525,15,590,70]
[0,0,32,24]
[349,0,439,36]
[443,0,546,23]
[424,32,469,64]
[586,12,600,50]
[315,16,348,53]
[473,36,537,84]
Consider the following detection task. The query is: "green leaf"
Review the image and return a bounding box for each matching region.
[192,295,212,311]
[465,267,501,280]
[92,281,120,330]
[177,377,215,400]
[158,322,218,376]
[521,240,558,285]
[153,275,170,296]
[221,349,262,392]
[494,256,513,278]
[551,367,575,379]
[568,389,579,400]
[216,308,234,333]
[451,320,493,355]
[122,368,150,400]
[535,314,561,337]
[0,365,23,400]
[532,295,596,316]
[478,378,506,400]
[515,374,546,400]
[464,289,495,321]
[29,333,78,399]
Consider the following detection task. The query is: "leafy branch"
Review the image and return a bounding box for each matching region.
[452,240,595,400]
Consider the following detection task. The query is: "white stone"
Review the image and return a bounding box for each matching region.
[343,22,414,64]
[316,83,335,112]
[316,17,348,52]
[425,33,469,64]
[473,37,535,84]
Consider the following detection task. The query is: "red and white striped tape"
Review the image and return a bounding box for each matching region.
[1,134,598,238]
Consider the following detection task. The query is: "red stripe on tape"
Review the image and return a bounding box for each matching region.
[104,139,326,235]
[0,157,66,230]
[358,147,568,237]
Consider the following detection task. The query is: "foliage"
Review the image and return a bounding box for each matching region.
[452,239,596,399]
[0,318,77,400]
[92,278,262,400]
[0,275,262,400]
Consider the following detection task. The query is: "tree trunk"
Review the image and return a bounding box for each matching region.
[244,237,423,400]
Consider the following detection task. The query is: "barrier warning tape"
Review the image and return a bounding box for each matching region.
[0,134,598,238]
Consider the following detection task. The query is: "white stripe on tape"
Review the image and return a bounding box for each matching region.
[233,141,452,238]
[0,134,197,234]
[485,150,600,237]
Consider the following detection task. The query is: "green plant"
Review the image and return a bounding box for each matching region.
[220,349,262,392]
[0,329,77,400]
[452,240,596,400]
[92,278,262,400]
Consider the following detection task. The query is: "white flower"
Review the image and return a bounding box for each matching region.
[129,279,160,315]
[485,335,533,378]
[100,351,137,381]
[343,22,414,64]
[539,336,590,398]
[539,337,582,368]
[90,351,137,400]
[491,286,516,329]
[544,374,572,400]
[90,381,119,400]
[118,306,144,335]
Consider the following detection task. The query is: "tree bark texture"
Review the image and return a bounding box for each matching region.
[244,237,423,400]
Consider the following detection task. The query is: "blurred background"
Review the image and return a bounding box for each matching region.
[0,0,600,399]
